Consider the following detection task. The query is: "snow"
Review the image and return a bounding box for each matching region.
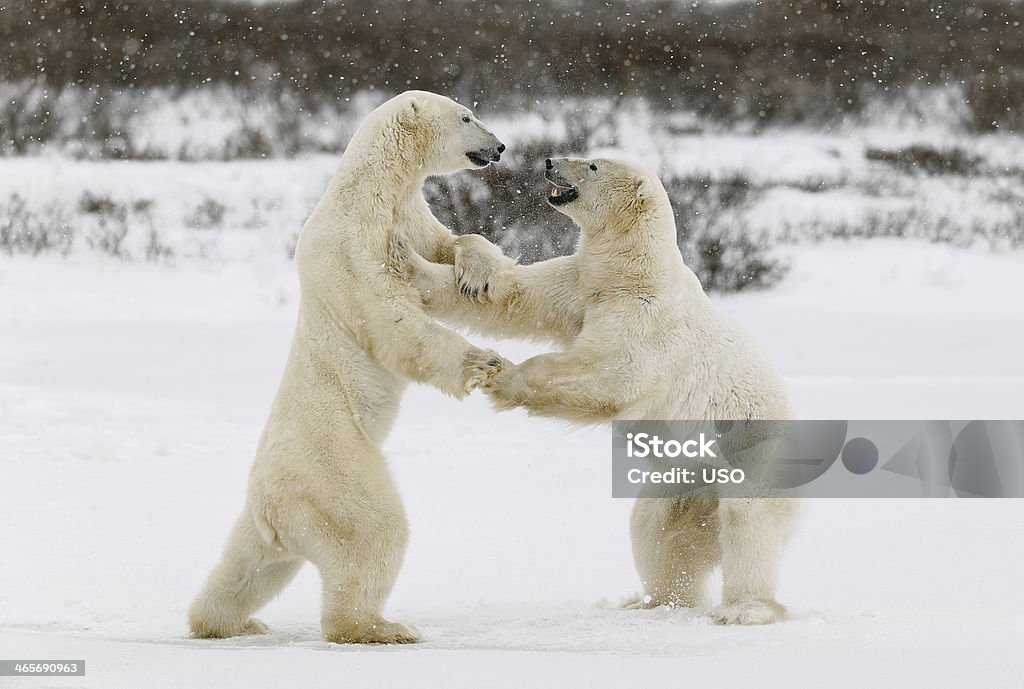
[0,156,338,261]
[5,126,1021,276]
[2,239,1023,687]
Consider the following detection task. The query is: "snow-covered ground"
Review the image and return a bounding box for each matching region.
[2,238,1022,687]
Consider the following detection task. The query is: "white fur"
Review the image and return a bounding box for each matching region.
[189,91,514,644]
[401,157,798,625]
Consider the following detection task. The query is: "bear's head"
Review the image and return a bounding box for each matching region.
[377,90,505,175]
[543,156,671,234]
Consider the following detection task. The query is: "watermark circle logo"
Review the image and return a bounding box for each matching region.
[841,437,879,475]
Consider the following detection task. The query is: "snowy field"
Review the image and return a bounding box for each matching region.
[4,123,1024,269]
[2,233,1023,687]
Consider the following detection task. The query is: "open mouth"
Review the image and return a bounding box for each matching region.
[466,150,500,168]
[547,183,578,206]
[545,170,578,206]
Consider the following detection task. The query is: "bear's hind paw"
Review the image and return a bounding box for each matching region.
[707,601,786,625]
[621,593,659,610]
[240,618,269,635]
[325,619,420,645]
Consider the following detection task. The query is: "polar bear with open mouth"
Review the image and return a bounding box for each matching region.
[401,156,798,625]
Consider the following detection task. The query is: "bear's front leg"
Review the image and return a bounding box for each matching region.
[480,352,631,422]
[453,234,515,303]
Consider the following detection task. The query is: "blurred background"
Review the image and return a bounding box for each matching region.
[1,0,1023,288]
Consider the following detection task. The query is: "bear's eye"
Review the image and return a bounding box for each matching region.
[589,163,598,171]
[461,116,471,123]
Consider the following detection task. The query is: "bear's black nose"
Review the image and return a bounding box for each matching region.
[545,158,553,170]
[497,143,506,154]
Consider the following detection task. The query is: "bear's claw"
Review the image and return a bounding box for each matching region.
[462,347,505,392]
[454,234,515,303]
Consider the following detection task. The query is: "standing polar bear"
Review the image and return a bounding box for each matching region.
[189,91,514,644]
[401,157,798,625]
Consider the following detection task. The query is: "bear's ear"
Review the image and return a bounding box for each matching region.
[635,177,652,200]
[399,96,421,124]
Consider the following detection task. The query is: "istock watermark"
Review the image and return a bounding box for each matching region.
[612,420,1024,498]
[625,432,719,458]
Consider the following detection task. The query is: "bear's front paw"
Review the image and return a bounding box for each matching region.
[480,366,526,411]
[462,346,505,393]
[707,601,786,625]
[387,234,436,289]
[454,234,515,303]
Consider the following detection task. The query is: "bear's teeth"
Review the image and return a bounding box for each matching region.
[551,188,561,197]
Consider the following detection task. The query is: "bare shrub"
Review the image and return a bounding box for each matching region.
[0,81,58,155]
[0,193,75,256]
[79,191,129,258]
[668,176,788,292]
[967,67,1024,132]
[224,125,274,160]
[4,0,1024,159]
[129,199,173,263]
[0,193,30,254]
[185,197,227,230]
[866,145,982,176]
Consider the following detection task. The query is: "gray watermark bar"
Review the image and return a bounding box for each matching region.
[0,660,85,676]
[612,420,1024,498]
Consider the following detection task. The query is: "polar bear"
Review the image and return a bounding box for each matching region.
[188,91,515,644]
[399,157,798,625]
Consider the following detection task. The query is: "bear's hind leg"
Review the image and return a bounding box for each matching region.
[710,497,797,625]
[292,457,419,644]
[189,510,304,639]
[629,498,721,609]
[311,510,419,644]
